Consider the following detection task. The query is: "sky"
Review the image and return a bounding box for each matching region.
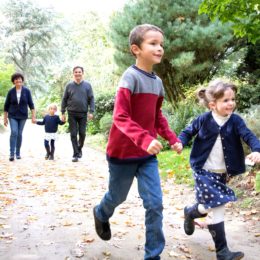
[0,0,127,19]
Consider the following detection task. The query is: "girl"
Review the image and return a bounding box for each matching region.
[35,103,65,160]
[178,79,260,260]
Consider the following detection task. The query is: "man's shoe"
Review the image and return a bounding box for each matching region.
[45,154,49,160]
[9,156,14,161]
[72,156,78,162]
[93,206,111,241]
[16,155,21,159]
[49,155,54,160]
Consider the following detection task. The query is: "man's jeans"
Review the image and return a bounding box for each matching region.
[95,156,165,260]
[9,118,26,157]
[68,113,87,157]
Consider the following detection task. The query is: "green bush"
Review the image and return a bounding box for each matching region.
[166,100,205,138]
[237,81,260,112]
[240,105,260,155]
[99,112,113,137]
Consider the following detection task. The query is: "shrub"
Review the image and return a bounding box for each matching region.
[99,112,113,138]
[166,100,205,138]
[237,81,260,112]
[240,105,260,155]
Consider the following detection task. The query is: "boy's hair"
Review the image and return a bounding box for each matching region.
[11,72,24,83]
[129,24,164,56]
[48,103,58,111]
[73,66,84,73]
[197,78,237,108]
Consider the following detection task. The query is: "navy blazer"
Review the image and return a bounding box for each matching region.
[178,111,260,176]
[4,86,35,119]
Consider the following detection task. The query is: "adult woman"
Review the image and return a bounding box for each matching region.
[4,72,36,161]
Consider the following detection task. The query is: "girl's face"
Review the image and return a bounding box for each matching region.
[49,106,57,116]
[210,88,236,117]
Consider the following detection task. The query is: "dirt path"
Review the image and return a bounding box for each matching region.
[0,121,259,260]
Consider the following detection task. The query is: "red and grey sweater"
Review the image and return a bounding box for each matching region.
[106,65,180,163]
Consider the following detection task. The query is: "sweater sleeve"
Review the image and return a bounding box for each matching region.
[4,90,11,112]
[113,88,154,152]
[36,117,45,125]
[61,85,69,114]
[155,97,180,145]
[178,114,203,146]
[27,89,35,110]
[88,84,95,113]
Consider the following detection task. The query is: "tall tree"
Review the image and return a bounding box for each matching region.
[199,0,260,44]
[0,0,61,93]
[110,0,236,103]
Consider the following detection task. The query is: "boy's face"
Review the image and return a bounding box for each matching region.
[131,30,164,71]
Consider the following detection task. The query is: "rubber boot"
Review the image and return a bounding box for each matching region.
[184,203,207,235]
[45,147,50,160]
[208,222,244,260]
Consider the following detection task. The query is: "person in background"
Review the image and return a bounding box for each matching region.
[178,79,260,260]
[61,66,95,162]
[93,24,182,260]
[4,72,36,161]
[34,103,65,160]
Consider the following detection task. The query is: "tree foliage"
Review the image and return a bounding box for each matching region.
[199,0,260,44]
[110,0,236,103]
[0,0,61,93]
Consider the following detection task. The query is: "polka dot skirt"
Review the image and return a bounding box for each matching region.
[193,169,237,209]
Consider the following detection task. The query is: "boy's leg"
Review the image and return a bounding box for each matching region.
[95,162,137,221]
[136,157,165,260]
[94,162,137,240]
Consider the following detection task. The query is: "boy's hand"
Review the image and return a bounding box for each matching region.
[246,152,260,164]
[147,140,163,155]
[171,142,183,154]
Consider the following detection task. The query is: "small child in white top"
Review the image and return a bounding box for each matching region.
[34,103,65,160]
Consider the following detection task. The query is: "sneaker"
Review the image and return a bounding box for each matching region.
[93,206,111,240]
[72,156,78,162]
[9,156,14,161]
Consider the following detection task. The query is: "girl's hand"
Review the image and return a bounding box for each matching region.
[147,139,163,155]
[246,152,260,164]
[171,142,183,154]
[4,117,8,126]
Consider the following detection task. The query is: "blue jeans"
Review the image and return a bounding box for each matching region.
[9,118,26,157]
[95,157,165,260]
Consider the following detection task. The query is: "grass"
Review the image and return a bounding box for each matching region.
[157,148,193,185]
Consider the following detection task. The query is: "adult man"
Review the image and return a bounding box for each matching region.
[61,66,95,162]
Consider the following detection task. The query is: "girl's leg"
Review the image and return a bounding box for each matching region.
[136,157,164,260]
[184,203,208,235]
[44,139,50,159]
[49,140,55,160]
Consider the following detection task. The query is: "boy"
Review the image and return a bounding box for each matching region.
[93,24,181,259]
